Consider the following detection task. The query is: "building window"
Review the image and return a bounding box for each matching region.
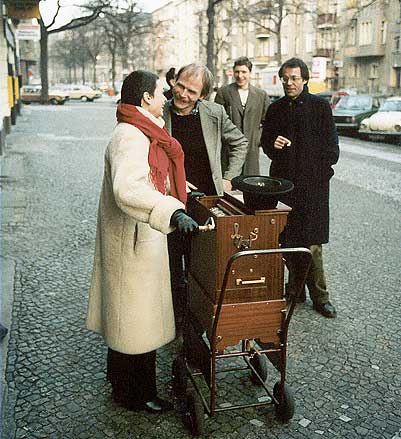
[348,19,357,46]
[359,21,372,45]
[295,37,299,54]
[352,63,360,78]
[248,42,254,58]
[282,36,288,55]
[305,33,313,53]
[370,63,379,78]
[395,36,401,54]
[335,32,340,51]
[380,21,387,44]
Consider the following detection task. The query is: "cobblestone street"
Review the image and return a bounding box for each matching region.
[1,99,400,439]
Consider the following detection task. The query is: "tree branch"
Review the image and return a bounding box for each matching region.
[48,9,101,35]
[46,0,61,30]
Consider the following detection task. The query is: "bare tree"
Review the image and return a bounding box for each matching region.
[100,1,150,73]
[206,0,225,76]
[80,23,105,87]
[235,0,305,65]
[38,0,106,103]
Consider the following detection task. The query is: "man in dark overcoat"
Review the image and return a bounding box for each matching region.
[215,56,270,175]
[261,57,339,318]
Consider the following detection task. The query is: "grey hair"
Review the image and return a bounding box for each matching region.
[175,63,213,98]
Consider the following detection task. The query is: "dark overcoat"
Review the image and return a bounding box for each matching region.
[261,86,339,246]
[215,83,270,175]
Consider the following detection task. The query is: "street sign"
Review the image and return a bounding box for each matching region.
[311,57,327,81]
[16,24,41,41]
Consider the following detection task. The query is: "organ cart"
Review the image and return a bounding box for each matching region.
[172,177,311,436]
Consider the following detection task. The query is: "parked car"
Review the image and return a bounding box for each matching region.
[64,85,102,101]
[315,90,349,109]
[20,85,69,105]
[359,96,401,143]
[333,95,384,133]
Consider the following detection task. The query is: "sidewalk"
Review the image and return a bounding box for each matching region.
[0,136,26,437]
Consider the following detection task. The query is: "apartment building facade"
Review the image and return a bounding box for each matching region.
[151,0,401,96]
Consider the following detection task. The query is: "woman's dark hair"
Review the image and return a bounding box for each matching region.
[279,57,310,81]
[166,67,176,87]
[121,70,159,106]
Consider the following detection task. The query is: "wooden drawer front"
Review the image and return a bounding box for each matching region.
[215,300,286,351]
[188,274,286,352]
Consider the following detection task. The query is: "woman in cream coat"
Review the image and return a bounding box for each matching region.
[86,70,198,413]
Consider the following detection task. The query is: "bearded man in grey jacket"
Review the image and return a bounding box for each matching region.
[163,63,248,328]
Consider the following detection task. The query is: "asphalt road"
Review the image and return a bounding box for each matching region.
[1,97,400,439]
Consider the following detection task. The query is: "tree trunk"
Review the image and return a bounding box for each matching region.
[39,21,49,104]
[93,60,97,87]
[111,52,116,91]
[81,64,84,83]
[206,0,216,78]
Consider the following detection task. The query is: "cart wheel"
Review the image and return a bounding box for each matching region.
[185,390,204,437]
[273,382,295,423]
[172,357,187,397]
[250,354,268,384]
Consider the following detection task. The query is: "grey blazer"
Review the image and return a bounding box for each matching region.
[215,83,270,175]
[163,99,248,195]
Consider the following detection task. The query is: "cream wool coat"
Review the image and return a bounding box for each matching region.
[86,108,184,355]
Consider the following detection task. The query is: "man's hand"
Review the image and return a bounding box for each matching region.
[223,179,232,192]
[274,136,292,150]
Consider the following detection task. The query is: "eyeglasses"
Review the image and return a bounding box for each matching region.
[279,76,303,84]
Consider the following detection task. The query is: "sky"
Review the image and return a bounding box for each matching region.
[40,0,170,26]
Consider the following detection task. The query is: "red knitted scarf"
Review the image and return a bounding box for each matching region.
[116,104,187,205]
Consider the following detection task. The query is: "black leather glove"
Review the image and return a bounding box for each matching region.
[170,210,199,234]
[187,191,205,199]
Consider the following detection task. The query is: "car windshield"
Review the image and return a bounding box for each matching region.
[336,96,372,110]
[379,100,401,112]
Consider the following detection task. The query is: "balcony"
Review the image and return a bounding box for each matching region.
[315,48,336,58]
[353,44,386,58]
[253,56,271,66]
[255,28,270,39]
[344,46,357,57]
[317,13,337,29]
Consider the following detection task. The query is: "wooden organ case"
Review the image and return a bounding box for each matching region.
[187,192,291,352]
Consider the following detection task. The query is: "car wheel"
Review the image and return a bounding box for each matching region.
[81,96,89,102]
[50,98,58,105]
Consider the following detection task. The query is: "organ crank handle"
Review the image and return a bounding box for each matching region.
[198,217,216,232]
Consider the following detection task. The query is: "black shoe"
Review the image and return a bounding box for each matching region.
[313,301,337,318]
[143,397,174,413]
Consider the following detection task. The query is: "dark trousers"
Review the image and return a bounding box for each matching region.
[167,230,190,329]
[107,348,157,405]
[286,244,329,304]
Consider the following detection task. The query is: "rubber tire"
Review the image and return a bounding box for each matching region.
[50,98,58,105]
[172,357,187,397]
[186,391,204,437]
[250,354,268,384]
[273,382,295,423]
[81,96,88,102]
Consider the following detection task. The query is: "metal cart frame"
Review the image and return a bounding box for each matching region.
[172,247,312,436]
